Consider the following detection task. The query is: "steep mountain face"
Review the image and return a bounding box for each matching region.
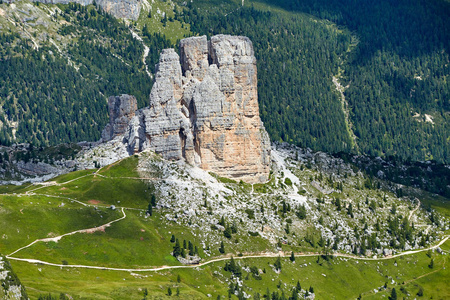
[11,0,141,20]
[104,35,271,183]
[101,94,138,141]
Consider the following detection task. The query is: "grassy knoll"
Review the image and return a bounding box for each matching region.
[39,175,154,209]
[97,155,140,178]
[0,194,120,254]
[0,183,33,194]
[52,169,96,184]
[15,209,274,269]
[16,210,186,268]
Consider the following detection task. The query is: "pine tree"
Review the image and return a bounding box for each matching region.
[274,256,282,271]
[290,251,295,262]
[291,289,298,300]
[296,281,301,291]
[173,239,181,257]
[219,241,225,254]
[188,241,194,256]
[224,256,242,278]
[296,205,307,219]
[347,203,353,217]
[224,226,232,239]
[168,287,172,296]
[335,198,341,211]
[389,288,397,300]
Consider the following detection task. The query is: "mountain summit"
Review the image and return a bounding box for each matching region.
[103,35,271,183]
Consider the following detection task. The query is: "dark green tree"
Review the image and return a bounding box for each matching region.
[428,259,434,269]
[146,203,152,216]
[173,239,181,257]
[274,256,282,272]
[219,241,225,254]
[389,288,397,300]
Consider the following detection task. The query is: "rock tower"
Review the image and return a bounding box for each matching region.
[104,35,271,183]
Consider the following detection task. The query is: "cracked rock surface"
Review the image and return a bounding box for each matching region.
[123,35,271,183]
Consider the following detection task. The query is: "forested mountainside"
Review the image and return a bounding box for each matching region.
[0,2,171,146]
[180,0,450,163]
[0,0,449,163]
[180,3,354,155]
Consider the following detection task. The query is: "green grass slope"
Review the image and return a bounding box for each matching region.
[8,240,450,299]
[0,149,449,299]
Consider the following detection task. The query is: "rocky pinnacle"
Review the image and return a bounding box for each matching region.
[106,35,271,183]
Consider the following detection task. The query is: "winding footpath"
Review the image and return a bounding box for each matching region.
[6,235,448,272]
[130,29,152,79]
[3,164,449,275]
[7,208,127,258]
[24,172,94,195]
[408,199,421,221]
[6,227,449,272]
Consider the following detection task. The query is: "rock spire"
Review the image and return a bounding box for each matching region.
[105,35,271,183]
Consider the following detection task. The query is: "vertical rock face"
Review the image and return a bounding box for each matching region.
[122,34,270,183]
[102,94,137,141]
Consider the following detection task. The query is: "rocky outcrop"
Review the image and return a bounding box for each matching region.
[102,94,137,142]
[0,255,28,300]
[28,0,141,20]
[96,0,141,20]
[121,35,271,183]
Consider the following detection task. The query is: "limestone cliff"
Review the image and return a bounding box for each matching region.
[102,94,137,141]
[107,35,271,183]
[27,0,141,20]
